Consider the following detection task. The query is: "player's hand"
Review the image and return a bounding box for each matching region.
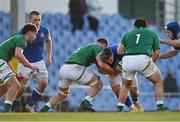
[46,58,52,67]
[30,65,40,72]
[160,40,165,44]
[0,70,2,74]
[16,74,28,84]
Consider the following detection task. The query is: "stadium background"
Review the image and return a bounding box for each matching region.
[0,0,180,112]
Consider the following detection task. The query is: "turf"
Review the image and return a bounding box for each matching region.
[0,112,179,121]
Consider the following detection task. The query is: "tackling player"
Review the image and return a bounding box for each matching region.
[0,23,39,112]
[97,45,143,112]
[40,38,117,112]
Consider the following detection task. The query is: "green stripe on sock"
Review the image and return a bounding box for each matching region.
[3,103,11,112]
[40,105,50,112]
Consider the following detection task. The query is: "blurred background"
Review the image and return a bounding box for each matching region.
[0,0,180,112]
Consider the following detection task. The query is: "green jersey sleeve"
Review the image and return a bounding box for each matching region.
[15,36,27,49]
[94,45,101,57]
[152,33,160,50]
[121,34,127,46]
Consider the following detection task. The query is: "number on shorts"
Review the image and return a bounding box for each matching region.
[136,34,141,44]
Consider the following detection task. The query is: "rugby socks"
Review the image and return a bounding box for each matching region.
[156,100,164,109]
[117,102,125,112]
[81,96,93,106]
[3,100,12,112]
[28,88,42,107]
[125,96,132,107]
[84,96,93,103]
[11,100,20,111]
[40,102,51,112]
[131,95,138,103]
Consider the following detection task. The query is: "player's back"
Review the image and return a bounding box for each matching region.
[122,27,159,57]
[66,44,102,67]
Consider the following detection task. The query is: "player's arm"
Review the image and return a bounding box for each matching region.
[8,61,28,83]
[152,33,161,62]
[96,55,117,75]
[117,43,125,55]
[152,49,160,62]
[97,67,108,74]
[159,50,178,59]
[160,40,180,47]
[46,35,53,67]
[15,47,39,71]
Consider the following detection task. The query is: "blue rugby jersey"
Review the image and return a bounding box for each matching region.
[19,25,50,63]
[108,45,123,67]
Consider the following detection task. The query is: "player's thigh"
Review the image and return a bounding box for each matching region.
[58,64,85,89]
[122,56,136,80]
[0,84,8,96]
[59,64,87,81]
[132,75,138,88]
[108,74,122,87]
[76,67,102,87]
[146,69,162,84]
[58,78,72,96]
[0,59,15,86]
[32,60,48,82]
[18,63,32,79]
[142,61,160,79]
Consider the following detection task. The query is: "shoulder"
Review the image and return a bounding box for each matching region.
[15,35,23,40]
[108,45,118,50]
[144,28,157,36]
[39,25,50,33]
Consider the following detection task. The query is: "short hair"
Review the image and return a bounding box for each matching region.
[22,23,38,34]
[99,48,112,63]
[29,11,41,20]
[134,18,148,28]
[96,38,108,47]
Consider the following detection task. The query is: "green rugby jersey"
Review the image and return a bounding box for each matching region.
[121,27,160,56]
[0,35,27,63]
[66,44,102,67]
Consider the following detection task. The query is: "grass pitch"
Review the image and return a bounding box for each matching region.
[0,112,179,122]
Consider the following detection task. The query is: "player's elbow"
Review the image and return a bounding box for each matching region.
[15,52,20,59]
[15,51,23,61]
[154,50,160,57]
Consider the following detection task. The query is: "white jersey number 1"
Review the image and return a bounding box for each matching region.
[136,34,141,44]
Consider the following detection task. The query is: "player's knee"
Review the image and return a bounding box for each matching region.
[39,78,48,86]
[37,78,48,92]
[130,87,138,96]
[95,78,103,90]
[123,80,132,89]
[89,75,103,90]
[58,87,70,97]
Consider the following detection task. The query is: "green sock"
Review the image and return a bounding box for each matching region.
[40,105,50,112]
[131,96,138,102]
[3,103,12,112]
[157,103,163,109]
[117,106,124,112]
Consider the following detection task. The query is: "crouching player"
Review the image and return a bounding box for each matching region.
[40,38,117,112]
